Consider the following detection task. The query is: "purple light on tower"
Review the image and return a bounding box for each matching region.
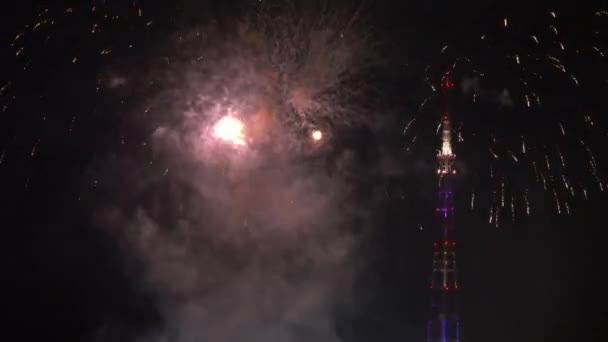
[426,71,461,342]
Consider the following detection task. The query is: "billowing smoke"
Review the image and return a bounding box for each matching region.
[96,153,362,342]
[90,2,378,341]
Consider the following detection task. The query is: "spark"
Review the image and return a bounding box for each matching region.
[540,172,547,190]
[12,32,24,44]
[500,179,505,207]
[582,141,598,174]
[0,82,10,96]
[558,122,566,136]
[557,148,565,167]
[531,35,539,44]
[583,188,588,200]
[405,135,417,152]
[592,46,605,57]
[549,25,558,35]
[510,195,515,223]
[68,115,76,133]
[419,96,432,110]
[31,139,40,157]
[524,191,530,215]
[508,149,519,162]
[470,190,475,210]
[561,174,570,190]
[503,18,508,28]
[403,118,416,135]
[546,55,566,72]
[569,73,579,86]
[554,190,561,214]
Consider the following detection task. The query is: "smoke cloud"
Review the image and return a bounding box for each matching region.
[94,142,366,342]
[89,2,380,341]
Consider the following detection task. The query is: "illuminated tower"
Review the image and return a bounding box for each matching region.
[426,72,461,342]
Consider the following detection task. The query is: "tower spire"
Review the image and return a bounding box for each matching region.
[426,71,461,342]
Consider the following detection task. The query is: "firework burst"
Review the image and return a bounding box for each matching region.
[0,1,377,193]
[404,8,608,226]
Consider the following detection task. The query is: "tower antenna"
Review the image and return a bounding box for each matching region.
[426,70,461,342]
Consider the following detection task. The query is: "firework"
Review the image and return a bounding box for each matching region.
[212,116,247,147]
[403,8,607,224]
[0,4,377,340]
[0,1,377,196]
[311,129,323,142]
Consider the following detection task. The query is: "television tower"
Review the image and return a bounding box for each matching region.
[426,72,461,342]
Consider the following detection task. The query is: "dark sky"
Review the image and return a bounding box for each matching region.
[2,1,607,342]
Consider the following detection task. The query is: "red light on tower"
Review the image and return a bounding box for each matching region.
[442,78,453,89]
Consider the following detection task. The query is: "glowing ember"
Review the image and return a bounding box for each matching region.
[213,116,246,146]
[311,130,323,142]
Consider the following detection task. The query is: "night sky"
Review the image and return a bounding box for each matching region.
[2,1,607,342]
